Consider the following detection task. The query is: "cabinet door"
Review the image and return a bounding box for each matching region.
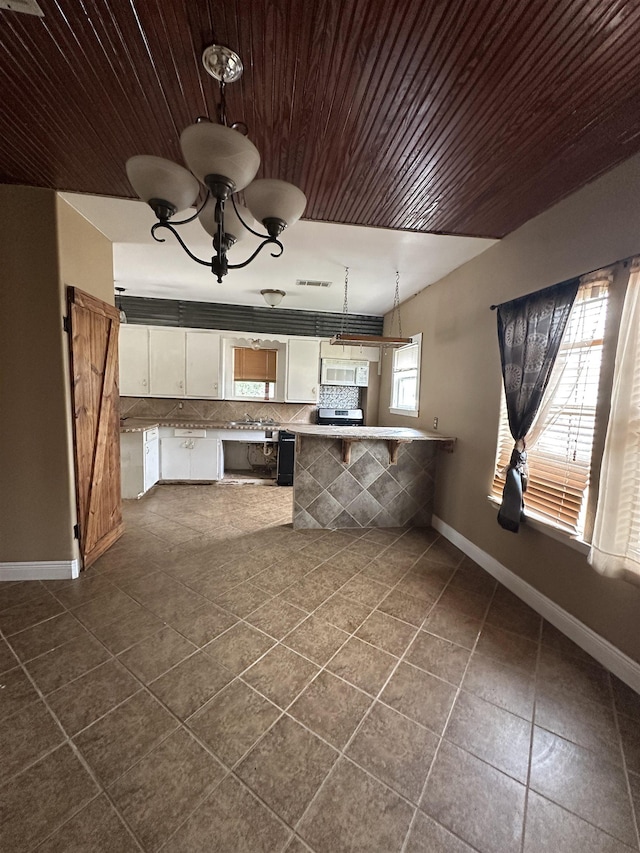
[160,437,191,479]
[144,437,159,491]
[120,432,144,498]
[286,339,320,402]
[190,439,221,480]
[186,331,221,398]
[119,326,150,395]
[149,328,186,396]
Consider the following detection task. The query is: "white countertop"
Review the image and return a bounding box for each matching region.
[283,424,454,441]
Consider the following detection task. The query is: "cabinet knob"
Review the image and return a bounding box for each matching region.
[179,381,184,389]
[142,379,147,386]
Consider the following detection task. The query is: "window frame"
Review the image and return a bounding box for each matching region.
[490,262,630,546]
[389,333,422,417]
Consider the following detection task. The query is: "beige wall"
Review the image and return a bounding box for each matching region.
[0,188,114,564]
[379,153,640,663]
[56,196,114,304]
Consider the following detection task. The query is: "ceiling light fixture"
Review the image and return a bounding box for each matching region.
[330,269,412,348]
[125,44,306,284]
[261,289,286,308]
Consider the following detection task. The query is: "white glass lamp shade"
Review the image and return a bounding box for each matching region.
[180,123,260,192]
[261,289,285,307]
[244,179,306,227]
[198,196,254,244]
[126,155,200,212]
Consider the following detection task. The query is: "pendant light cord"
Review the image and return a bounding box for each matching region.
[391,270,403,337]
[341,266,349,335]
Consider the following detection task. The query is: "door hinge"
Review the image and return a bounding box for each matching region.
[73,523,80,540]
[63,316,70,333]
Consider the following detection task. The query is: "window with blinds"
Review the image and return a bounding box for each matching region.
[492,280,610,534]
[390,334,422,414]
[233,347,277,399]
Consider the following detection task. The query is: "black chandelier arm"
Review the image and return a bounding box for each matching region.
[169,191,211,226]
[150,222,213,268]
[230,193,272,240]
[227,236,284,270]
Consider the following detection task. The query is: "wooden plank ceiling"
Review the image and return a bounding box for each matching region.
[2,0,640,238]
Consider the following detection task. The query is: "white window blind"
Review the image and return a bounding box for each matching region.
[492,280,609,534]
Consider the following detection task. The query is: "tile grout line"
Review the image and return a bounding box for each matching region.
[285,550,469,847]
[2,509,549,853]
[518,605,544,853]
[0,623,146,853]
[398,573,498,853]
[23,521,410,850]
[610,677,640,851]
[154,533,449,851]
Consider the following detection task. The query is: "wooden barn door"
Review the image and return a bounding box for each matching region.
[67,287,123,569]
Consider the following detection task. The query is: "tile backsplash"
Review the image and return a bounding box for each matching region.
[119,397,316,424]
[318,385,360,409]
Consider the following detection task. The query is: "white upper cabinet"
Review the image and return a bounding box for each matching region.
[149,328,186,396]
[119,325,150,396]
[286,338,320,402]
[186,331,221,398]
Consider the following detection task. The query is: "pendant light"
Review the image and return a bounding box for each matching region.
[330,269,412,348]
[115,286,127,324]
[125,44,306,284]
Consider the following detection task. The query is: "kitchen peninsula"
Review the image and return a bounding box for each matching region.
[285,424,455,529]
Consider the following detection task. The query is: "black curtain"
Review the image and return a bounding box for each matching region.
[496,278,579,532]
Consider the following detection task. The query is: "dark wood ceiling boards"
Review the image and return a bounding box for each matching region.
[2,0,640,238]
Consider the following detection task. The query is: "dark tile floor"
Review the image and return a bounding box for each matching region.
[1,484,639,852]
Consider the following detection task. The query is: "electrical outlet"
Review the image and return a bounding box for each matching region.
[433,417,438,430]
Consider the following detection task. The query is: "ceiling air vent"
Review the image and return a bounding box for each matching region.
[0,0,44,14]
[295,279,332,288]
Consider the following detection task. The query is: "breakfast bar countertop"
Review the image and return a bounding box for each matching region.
[282,424,454,441]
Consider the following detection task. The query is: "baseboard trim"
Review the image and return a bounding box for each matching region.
[432,515,640,695]
[0,560,80,581]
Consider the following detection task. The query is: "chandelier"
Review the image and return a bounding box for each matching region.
[125,44,306,283]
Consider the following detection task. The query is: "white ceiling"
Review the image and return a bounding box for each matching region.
[60,192,497,316]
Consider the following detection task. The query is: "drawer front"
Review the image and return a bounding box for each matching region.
[174,428,207,437]
[144,427,159,442]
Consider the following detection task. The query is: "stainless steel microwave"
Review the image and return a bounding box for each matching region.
[320,358,369,387]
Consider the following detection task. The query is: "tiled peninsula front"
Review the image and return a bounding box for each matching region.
[286,425,454,529]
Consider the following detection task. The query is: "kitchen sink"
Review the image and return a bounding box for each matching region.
[225,420,278,428]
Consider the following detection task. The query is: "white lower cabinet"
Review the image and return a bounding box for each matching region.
[120,427,160,498]
[159,429,222,481]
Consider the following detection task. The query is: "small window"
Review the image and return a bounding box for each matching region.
[233,347,277,400]
[390,333,421,417]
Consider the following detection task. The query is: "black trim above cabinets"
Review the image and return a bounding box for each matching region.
[118,296,384,338]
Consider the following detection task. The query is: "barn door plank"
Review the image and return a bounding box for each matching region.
[84,319,119,552]
[68,287,123,569]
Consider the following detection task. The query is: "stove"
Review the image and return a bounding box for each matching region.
[316,407,364,426]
